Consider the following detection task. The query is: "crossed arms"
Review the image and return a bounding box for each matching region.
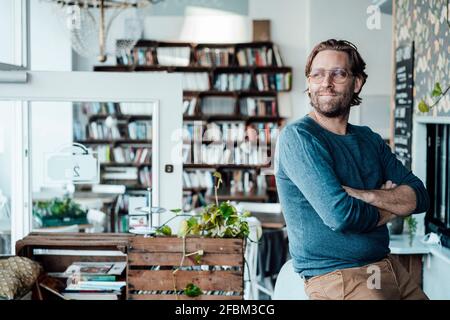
[343,181,417,227]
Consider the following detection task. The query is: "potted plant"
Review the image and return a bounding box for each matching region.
[33,197,88,227]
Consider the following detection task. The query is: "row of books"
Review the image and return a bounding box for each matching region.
[117,46,154,66]
[251,122,280,144]
[131,46,156,66]
[201,96,236,115]
[181,72,211,91]
[183,122,280,144]
[128,121,152,140]
[80,102,153,116]
[116,44,283,68]
[255,72,292,91]
[82,102,118,115]
[112,146,151,164]
[156,46,191,66]
[182,170,215,189]
[218,170,267,196]
[183,97,198,116]
[196,47,233,67]
[102,166,138,180]
[88,145,111,163]
[240,97,278,116]
[256,72,292,92]
[236,46,283,67]
[213,73,252,91]
[101,166,151,187]
[132,290,241,296]
[183,123,204,142]
[182,191,207,212]
[88,121,123,140]
[184,142,271,166]
[86,121,152,140]
[139,166,152,187]
[203,122,253,143]
[86,145,150,164]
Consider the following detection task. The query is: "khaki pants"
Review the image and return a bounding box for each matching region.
[304,255,429,300]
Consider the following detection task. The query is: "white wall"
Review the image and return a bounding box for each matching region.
[249,0,309,122]
[29,0,73,193]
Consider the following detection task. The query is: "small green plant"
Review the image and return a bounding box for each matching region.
[418,82,450,113]
[170,171,252,298]
[184,283,203,297]
[405,216,417,246]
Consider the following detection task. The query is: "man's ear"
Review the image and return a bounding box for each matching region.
[354,76,364,93]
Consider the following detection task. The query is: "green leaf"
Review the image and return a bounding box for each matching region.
[212,172,222,180]
[187,216,198,229]
[194,254,202,265]
[242,211,252,218]
[156,225,172,236]
[219,202,234,219]
[431,82,443,97]
[418,100,430,113]
[184,283,203,297]
[170,208,183,214]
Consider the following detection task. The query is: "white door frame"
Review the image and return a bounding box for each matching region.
[0,71,183,252]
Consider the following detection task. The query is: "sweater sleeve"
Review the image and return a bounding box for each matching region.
[277,126,380,233]
[375,131,430,214]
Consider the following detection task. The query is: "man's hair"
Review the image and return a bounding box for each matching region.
[305,39,368,106]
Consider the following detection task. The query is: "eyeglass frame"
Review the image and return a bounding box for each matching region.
[307,68,354,84]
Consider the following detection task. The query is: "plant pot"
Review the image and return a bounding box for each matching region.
[40,216,88,227]
[388,216,404,235]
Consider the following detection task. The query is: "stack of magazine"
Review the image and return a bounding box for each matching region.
[62,262,127,300]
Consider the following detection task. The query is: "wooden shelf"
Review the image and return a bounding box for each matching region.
[94,65,292,74]
[75,139,152,145]
[183,89,289,96]
[183,164,271,170]
[183,114,284,122]
[89,114,152,121]
[183,187,208,192]
[101,163,151,168]
[89,39,292,206]
[207,193,268,202]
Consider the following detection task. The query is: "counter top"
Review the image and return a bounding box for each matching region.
[389,234,432,255]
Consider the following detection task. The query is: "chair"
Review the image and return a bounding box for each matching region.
[243,217,262,300]
[273,260,309,300]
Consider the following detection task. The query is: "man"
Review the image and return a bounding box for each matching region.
[275,39,430,300]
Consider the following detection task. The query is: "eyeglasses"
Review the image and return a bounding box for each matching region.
[308,68,353,84]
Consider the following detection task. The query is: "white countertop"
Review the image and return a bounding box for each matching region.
[389,234,432,255]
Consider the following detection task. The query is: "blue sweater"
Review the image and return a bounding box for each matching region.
[275,116,429,278]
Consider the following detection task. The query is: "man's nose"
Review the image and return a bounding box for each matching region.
[322,73,334,86]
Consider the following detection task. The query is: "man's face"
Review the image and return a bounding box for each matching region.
[307,50,362,118]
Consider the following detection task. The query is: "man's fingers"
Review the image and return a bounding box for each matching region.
[385,180,393,189]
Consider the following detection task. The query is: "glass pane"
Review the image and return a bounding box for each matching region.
[30,100,156,234]
[0,101,14,255]
[0,0,23,66]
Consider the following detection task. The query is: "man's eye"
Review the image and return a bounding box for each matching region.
[333,70,348,78]
[310,72,323,78]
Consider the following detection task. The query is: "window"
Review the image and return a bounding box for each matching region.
[0,0,28,69]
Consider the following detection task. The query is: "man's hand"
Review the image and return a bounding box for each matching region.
[342,180,417,216]
[344,181,398,227]
[376,181,397,227]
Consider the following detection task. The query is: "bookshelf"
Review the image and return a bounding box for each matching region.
[85,40,292,222]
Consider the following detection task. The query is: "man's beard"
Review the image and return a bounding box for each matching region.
[309,88,354,118]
